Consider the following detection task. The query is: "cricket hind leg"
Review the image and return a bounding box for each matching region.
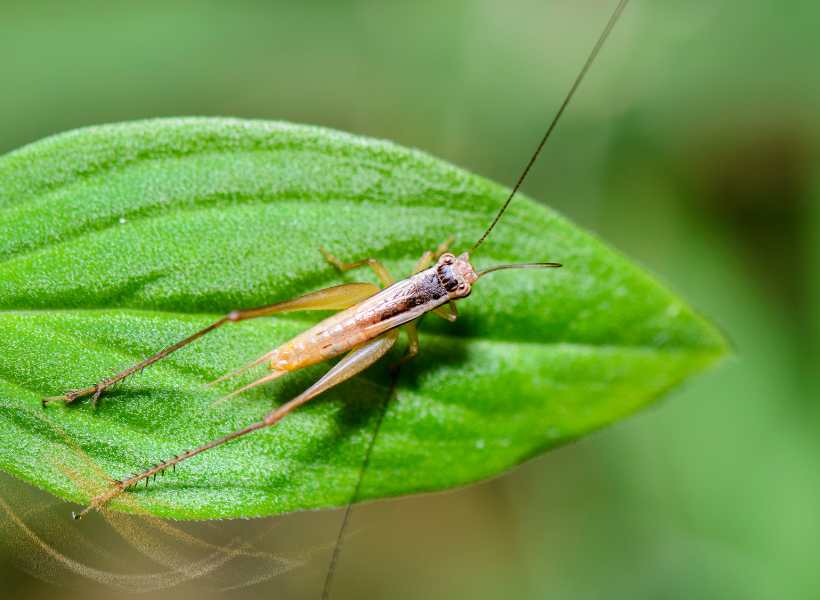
[43,282,380,408]
[75,330,400,519]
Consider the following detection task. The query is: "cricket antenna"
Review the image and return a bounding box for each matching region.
[470,0,630,253]
[322,3,631,597]
[477,261,562,278]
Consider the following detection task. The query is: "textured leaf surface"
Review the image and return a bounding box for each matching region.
[0,118,727,519]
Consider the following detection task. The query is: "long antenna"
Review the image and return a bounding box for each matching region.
[322,2,631,597]
[470,0,630,253]
[477,261,562,278]
[321,370,400,600]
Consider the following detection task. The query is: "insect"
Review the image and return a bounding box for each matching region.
[42,0,629,539]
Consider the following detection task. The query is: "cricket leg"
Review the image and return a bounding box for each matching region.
[411,235,456,274]
[393,322,420,369]
[75,330,400,519]
[432,302,458,322]
[393,300,455,368]
[320,247,395,287]
[43,282,380,407]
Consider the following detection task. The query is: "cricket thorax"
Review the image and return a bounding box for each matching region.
[267,253,477,373]
[435,252,477,299]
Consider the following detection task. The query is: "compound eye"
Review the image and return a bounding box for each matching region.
[442,253,455,265]
[457,282,468,294]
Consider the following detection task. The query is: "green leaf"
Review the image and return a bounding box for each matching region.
[0,118,727,520]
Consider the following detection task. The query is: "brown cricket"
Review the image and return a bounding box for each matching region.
[43,0,629,520]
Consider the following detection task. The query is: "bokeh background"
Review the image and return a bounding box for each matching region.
[1,0,818,598]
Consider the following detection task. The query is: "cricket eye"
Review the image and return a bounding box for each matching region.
[457,282,469,294]
[442,253,455,265]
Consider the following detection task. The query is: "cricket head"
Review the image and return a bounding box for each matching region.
[435,252,562,301]
[436,252,478,300]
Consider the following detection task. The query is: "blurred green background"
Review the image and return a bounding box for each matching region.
[1,0,818,598]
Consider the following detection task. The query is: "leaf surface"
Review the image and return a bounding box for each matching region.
[0,118,727,519]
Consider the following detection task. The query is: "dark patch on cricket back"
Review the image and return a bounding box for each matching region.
[374,270,448,323]
[436,262,461,293]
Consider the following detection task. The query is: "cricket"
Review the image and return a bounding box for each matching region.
[41,0,630,526]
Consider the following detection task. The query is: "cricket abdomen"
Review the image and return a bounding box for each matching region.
[268,267,450,371]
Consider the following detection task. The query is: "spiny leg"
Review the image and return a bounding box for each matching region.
[75,330,400,519]
[43,282,380,408]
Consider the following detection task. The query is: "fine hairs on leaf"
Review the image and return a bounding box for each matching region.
[0,116,728,520]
